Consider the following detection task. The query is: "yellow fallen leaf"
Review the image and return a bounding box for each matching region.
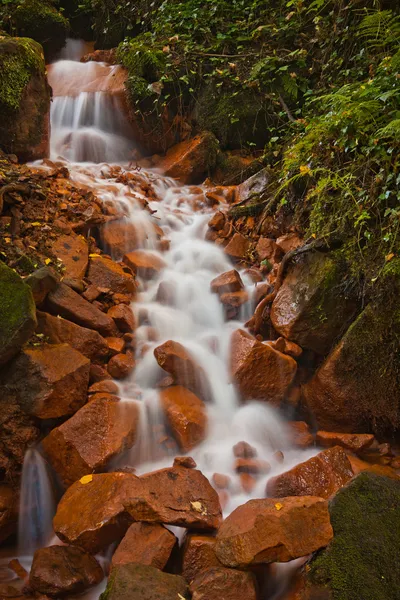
[44,258,52,265]
[80,474,93,484]
[385,253,395,262]
[31,222,42,226]
[299,164,312,176]
[89,253,100,258]
[275,502,283,511]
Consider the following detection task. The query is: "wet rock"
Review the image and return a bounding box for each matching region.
[212,473,231,489]
[2,344,90,420]
[189,566,258,600]
[101,220,145,260]
[0,262,36,366]
[154,340,212,401]
[47,283,117,336]
[0,400,39,482]
[0,485,18,543]
[182,534,221,583]
[87,255,136,297]
[224,233,250,262]
[316,431,375,453]
[36,311,109,362]
[208,211,226,232]
[156,132,219,184]
[174,456,197,468]
[347,455,400,481]
[107,352,135,379]
[100,563,189,600]
[215,496,333,567]
[107,304,135,333]
[111,522,176,571]
[220,291,249,316]
[127,467,222,531]
[123,250,166,280]
[306,473,400,599]
[25,266,59,305]
[240,473,257,494]
[267,337,303,359]
[89,363,110,383]
[233,441,257,458]
[270,252,357,355]
[234,458,270,475]
[276,233,303,254]
[266,447,353,499]
[42,396,139,486]
[54,472,138,553]
[106,337,126,356]
[52,234,89,280]
[160,386,207,452]
[29,545,103,597]
[288,421,314,448]
[256,238,282,262]
[230,329,297,405]
[210,270,244,295]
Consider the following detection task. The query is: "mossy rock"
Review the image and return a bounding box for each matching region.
[117,37,166,84]
[307,472,400,600]
[12,0,69,57]
[0,36,50,160]
[100,563,189,600]
[0,262,37,367]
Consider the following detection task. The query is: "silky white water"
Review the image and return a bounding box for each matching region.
[6,39,317,598]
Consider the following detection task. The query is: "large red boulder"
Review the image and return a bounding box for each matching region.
[101,221,162,260]
[210,270,244,295]
[189,567,258,600]
[266,447,354,499]
[215,496,333,567]
[316,431,375,453]
[123,250,166,280]
[107,304,136,333]
[160,386,207,452]
[42,396,139,486]
[182,534,222,583]
[29,545,103,597]
[87,255,136,296]
[156,132,219,184]
[52,234,89,280]
[230,329,297,404]
[111,522,176,571]
[224,233,250,262]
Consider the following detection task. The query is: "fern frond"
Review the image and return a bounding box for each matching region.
[376,119,400,138]
[358,10,400,52]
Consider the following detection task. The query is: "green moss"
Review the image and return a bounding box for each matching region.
[309,472,400,600]
[125,75,156,105]
[0,36,44,113]
[117,35,166,83]
[12,0,69,56]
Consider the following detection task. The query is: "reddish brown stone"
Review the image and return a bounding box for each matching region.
[107,353,136,379]
[276,233,303,254]
[220,290,249,309]
[36,311,109,362]
[0,485,18,544]
[234,458,270,475]
[174,456,197,468]
[106,337,126,357]
[29,545,103,596]
[240,473,257,494]
[316,431,375,453]
[347,455,400,480]
[101,220,143,260]
[154,340,212,401]
[108,304,135,333]
[157,132,218,184]
[160,386,207,452]
[42,396,139,486]
[288,421,314,448]
[82,284,101,302]
[268,337,303,359]
[266,447,354,499]
[208,211,226,232]
[215,496,333,567]
[182,534,222,583]
[210,270,244,295]
[230,329,297,405]
[189,566,258,600]
[256,237,283,262]
[52,234,89,280]
[212,473,231,490]
[111,523,176,571]
[224,233,250,261]
[87,256,136,296]
[123,251,166,280]
[233,441,257,458]
[47,283,117,336]
[89,363,110,383]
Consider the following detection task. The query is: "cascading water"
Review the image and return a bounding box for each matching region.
[10,39,318,598]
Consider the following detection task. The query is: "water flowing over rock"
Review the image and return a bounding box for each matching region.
[189,566,258,600]
[101,564,189,600]
[160,386,207,451]
[29,545,103,596]
[215,496,333,567]
[156,132,219,184]
[123,250,167,279]
[111,522,177,571]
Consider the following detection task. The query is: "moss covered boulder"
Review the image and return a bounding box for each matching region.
[305,472,400,600]
[270,251,358,355]
[0,262,36,367]
[0,36,51,161]
[12,0,69,58]
[100,563,189,600]
[303,259,400,433]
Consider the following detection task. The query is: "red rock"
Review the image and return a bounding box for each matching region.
[254,281,272,304]
[276,233,303,254]
[266,447,354,499]
[316,431,375,453]
[157,132,219,184]
[240,473,257,494]
[215,496,333,567]
[224,233,250,261]
[190,566,257,600]
[256,238,282,262]
[25,266,59,305]
[273,450,285,463]
[235,458,270,475]
[113,293,131,305]
[88,392,120,404]
[212,473,231,489]
[47,283,117,336]
[29,545,103,596]
[106,337,126,356]
[174,456,197,468]
[82,284,101,302]
[43,396,139,486]
[208,212,226,232]
[123,251,166,280]
[210,270,244,295]
[4,344,90,419]
[108,353,135,379]
[154,340,212,401]
[160,386,207,452]
[230,329,297,405]
[0,485,18,544]
[36,311,109,362]
[103,563,188,600]
[52,234,88,280]
[182,534,222,583]
[347,455,400,480]
[288,421,314,448]
[108,304,135,333]
[53,472,138,553]
[220,290,249,309]
[87,256,136,297]
[100,220,143,260]
[111,523,176,571]
[233,441,257,458]
[127,467,222,531]
[268,337,303,359]
[89,363,110,383]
